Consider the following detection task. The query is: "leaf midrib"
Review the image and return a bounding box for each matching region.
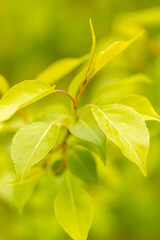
[94,106,143,168]
[21,123,52,180]
[66,172,82,240]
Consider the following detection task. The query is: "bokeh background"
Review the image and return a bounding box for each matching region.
[0,0,160,239]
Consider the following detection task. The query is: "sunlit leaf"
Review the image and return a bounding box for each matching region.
[92,104,149,176]
[37,55,88,85]
[11,122,60,182]
[0,75,9,95]
[118,94,160,121]
[89,32,143,79]
[69,119,102,147]
[54,172,93,240]
[68,148,97,184]
[88,18,96,70]
[0,80,55,123]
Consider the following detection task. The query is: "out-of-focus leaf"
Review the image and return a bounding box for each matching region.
[56,125,69,146]
[92,104,149,176]
[113,7,160,36]
[37,55,88,85]
[118,94,160,121]
[93,73,151,105]
[13,180,37,214]
[115,7,160,28]
[11,122,60,182]
[0,119,24,133]
[102,73,152,91]
[54,172,93,240]
[0,80,55,123]
[0,75,9,95]
[68,148,97,184]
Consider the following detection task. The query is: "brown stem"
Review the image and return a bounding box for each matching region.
[54,89,76,109]
[53,160,67,174]
[75,66,91,108]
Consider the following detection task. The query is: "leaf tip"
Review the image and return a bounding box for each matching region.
[143,168,147,178]
[140,165,147,177]
[131,30,145,44]
[89,18,95,40]
[89,18,92,25]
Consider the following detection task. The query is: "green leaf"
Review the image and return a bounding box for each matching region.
[37,55,88,85]
[101,73,152,92]
[114,7,160,29]
[13,180,37,214]
[69,119,103,147]
[113,7,160,36]
[69,137,106,164]
[68,149,97,184]
[11,122,60,182]
[90,32,143,78]
[92,104,149,176]
[117,94,160,121]
[92,73,152,105]
[67,134,106,164]
[69,110,106,164]
[0,80,55,123]
[0,75,9,95]
[88,18,96,70]
[54,172,93,240]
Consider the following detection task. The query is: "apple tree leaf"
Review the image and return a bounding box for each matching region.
[0,80,55,123]
[37,55,88,85]
[92,104,149,176]
[54,172,93,240]
[117,94,160,121]
[11,122,60,182]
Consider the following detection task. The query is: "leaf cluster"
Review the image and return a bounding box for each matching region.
[0,19,159,240]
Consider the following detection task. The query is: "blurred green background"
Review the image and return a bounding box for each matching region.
[0,0,160,239]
